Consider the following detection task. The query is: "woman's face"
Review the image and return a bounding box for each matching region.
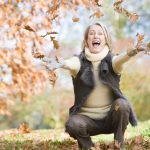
[87,24,106,53]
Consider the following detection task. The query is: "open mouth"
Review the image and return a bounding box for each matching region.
[92,41,100,48]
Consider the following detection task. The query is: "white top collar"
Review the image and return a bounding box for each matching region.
[85,45,109,62]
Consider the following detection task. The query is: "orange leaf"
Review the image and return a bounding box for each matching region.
[19,123,31,134]
[48,70,57,86]
[114,0,124,6]
[136,33,144,44]
[24,25,35,32]
[129,13,139,23]
[32,52,45,59]
[95,0,103,6]
[72,16,80,22]
[53,40,59,49]
[50,36,59,49]
[89,10,104,19]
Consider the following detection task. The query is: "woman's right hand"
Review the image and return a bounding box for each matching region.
[42,56,65,71]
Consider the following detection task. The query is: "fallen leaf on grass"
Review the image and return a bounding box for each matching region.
[19,122,31,134]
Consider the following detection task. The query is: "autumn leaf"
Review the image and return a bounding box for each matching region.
[95,0,103,7]
[50,36,59,49]
[136,33,144,44]
[113,0,124,13]
[48,70,58,86]
[114,0,124,6]
[89,10,104,19]
[32,52,45,59]
[19,122,31,134]
[53,40,59,49]
[72,16,80,22]
[24,25,35,32]
[147,42,150,50]
[129,13,139,23]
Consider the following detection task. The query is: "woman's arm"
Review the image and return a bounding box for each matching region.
[112,46,145,74]
[42,56,81,77]
[63,56,81,77]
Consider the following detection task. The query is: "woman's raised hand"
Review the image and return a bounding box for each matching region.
[42,56,65,71]
[127,43,150,56]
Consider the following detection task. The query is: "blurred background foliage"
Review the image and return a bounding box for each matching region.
[0,0,150,130]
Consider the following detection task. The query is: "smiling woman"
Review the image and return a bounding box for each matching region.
[45,22,148,150]
[83,23,111,53]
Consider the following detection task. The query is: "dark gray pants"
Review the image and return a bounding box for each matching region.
[65,98,130,150]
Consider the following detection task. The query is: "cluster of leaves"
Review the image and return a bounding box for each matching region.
[114,0,139,23]
[136,33,150,54]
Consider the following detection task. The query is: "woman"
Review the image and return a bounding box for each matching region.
[44,23,146,150]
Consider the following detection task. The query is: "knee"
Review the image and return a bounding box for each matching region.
[65,115,86,134]
[113,98,130,113]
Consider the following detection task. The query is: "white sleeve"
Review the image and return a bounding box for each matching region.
[63,56,81,77]
[112,51,131,74]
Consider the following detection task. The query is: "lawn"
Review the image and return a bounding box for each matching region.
[0,120,149,150]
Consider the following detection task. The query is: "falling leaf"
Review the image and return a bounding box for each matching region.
[24,25,35,32]
[32,52,45,59]
[113,0,124,13]
[95,0,103,7]
[19,122,31,134]
[136,33,144,44]
[129,13,139,23]
[147,42,150,50]
[115,104,120,111]
[89,10,104,18]
[114,0,124,6]
[50,36,59,49]
[72,16,80,22]
[53,40,59,49]
[48,70,57,86]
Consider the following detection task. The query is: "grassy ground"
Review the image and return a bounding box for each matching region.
[0,120,150,150]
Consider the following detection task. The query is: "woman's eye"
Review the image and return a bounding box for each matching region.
[98,32,102,35]
[89,32,94,35]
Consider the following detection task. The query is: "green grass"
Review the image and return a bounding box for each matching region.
[0,120,149,150]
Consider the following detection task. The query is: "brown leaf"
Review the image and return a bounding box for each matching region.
[95,0,103,6]
[53,40,59,49]
[19,122,31,134]
[48,70,57,86]
[89,10,104,19]
[72,16,80,22]
[50,36,59,49]
[114,0,124,6]
[32,52,45,59]
[129,13,139,23]
[24,25,35,32]
[136,33,144,44]
[147,42,150,50]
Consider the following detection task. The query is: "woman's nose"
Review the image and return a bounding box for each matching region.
[94,33,99,38]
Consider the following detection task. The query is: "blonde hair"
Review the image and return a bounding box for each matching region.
[82,23,113,51]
